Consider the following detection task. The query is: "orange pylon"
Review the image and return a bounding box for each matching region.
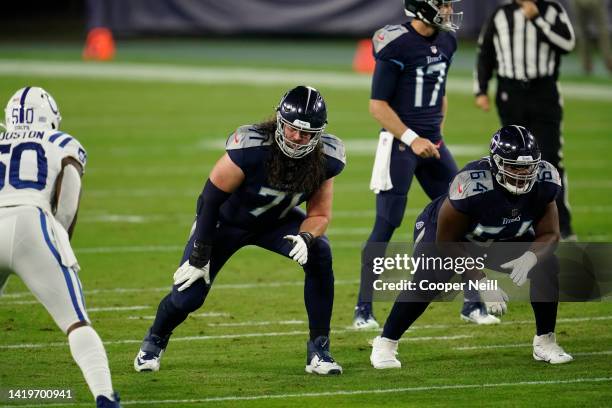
[352,39,375,74]
[83,27,115,61]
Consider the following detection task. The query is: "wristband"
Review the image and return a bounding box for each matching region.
[189,240,212,268]
[298,232,315,248]
[400,128,419,146]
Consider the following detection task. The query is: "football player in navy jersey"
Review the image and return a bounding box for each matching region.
[134,86,345,375]
[370,125,573,369]
[354,0,498,328]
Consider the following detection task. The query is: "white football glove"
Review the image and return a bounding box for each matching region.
[478,278,509,316]
[173,261,210,292]
[501,251,537,287]
[283,234,310,266]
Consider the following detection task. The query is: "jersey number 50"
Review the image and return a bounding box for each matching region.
[0,143,48,191]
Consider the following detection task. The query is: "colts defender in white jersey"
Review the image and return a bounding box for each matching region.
[0,87,121,408]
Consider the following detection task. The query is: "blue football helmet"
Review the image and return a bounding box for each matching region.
[404,0,463,32]
[276,85,327,159]
[490,125,541,195]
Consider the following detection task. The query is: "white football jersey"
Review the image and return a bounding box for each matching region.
[0,129,86,212]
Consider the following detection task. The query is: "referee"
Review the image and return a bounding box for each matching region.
[474,0,576,240]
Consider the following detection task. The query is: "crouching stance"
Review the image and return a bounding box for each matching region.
[371,126,572,369]
[134,86,345,375]
[0,87,120,407]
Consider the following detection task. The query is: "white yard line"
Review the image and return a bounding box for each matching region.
[0,332,470,350]
[1,377,610,407]
[1,280,360,299]
[0,60,610,101]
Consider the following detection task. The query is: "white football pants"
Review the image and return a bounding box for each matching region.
[0,205,89,332]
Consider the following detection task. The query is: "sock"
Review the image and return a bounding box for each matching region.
[68,325,114,401]
[382,301,430,341]
[531,302,558,335]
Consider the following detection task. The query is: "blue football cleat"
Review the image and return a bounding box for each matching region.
[96,392,121,408]
[305,336,343,375]
[134,328,171,372]
[352,302,380,330]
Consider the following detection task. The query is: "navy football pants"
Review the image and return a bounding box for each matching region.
[382,216,560,340]
[150,208,334,340]
[358,139,458,303]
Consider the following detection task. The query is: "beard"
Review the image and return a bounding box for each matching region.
[259,122,327,195]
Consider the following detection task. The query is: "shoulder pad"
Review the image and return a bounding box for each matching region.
[372,25,408,54]
[321,134,346,165]
[449,168,494,200]
[537,160,561,186]
[47,131,87,168]
[226,125,272,151]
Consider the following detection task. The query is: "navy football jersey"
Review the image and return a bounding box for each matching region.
[371,23,457,141]
[421,158,561,243]
[220,125,346,229]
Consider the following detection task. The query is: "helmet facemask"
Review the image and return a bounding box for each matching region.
[275,112,324,159]
[493,154,540,195]
[405,0,463,32]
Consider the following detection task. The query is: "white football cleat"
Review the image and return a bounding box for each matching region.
[352,303,380,330]
[134,349,163,372]
[533,332,573,364]
[460,302,500,325]
[133,329,170,372]
[370,336,401,369]
[305,336,343,375]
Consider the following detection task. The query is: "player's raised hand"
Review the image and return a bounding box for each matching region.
[475,94,490,112]
[410,137,441,159]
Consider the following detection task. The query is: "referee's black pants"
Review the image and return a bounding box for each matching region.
[495,78,573,237]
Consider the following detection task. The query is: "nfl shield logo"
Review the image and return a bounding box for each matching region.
[416,221,425,230]
[431,46,438,54]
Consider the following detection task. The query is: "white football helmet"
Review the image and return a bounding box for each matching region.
[4,86,62,132]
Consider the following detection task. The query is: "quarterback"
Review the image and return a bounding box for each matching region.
[371,126,573,368]
[0,87,121,407]
[354,0,499,329]
[134,86,345,375]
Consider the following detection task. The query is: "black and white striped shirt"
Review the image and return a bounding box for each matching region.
[474,0,575,95]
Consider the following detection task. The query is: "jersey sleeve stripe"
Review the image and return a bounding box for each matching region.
[58,136,74,148]
[48,132,65,143]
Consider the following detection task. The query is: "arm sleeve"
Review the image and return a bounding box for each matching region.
[474,12,497,96]
[54,164,81,232]
[192,179,232,245]
[371,59,403,101]
[533,2,575,54]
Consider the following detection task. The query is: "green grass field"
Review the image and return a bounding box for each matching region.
[0,40,611,407]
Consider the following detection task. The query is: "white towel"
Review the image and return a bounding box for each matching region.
[369,131,394,194]
[46,210,81,272]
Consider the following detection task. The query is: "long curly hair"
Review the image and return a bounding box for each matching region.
[254,118,326,195]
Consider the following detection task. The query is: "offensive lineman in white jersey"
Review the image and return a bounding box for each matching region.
[0,87,121,408]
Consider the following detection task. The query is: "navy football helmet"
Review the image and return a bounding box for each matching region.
[276,85,327,159]
[404,0,463,32]
[490,125,541,195]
